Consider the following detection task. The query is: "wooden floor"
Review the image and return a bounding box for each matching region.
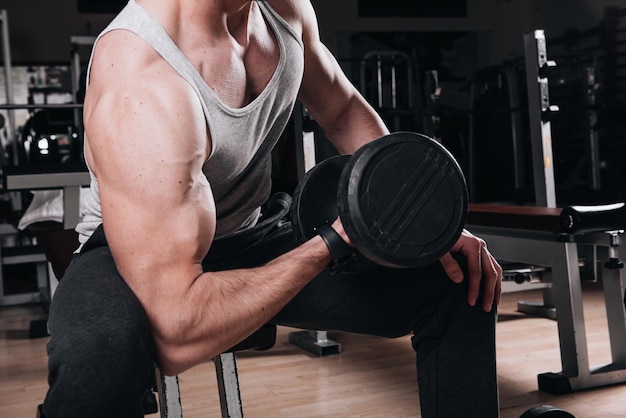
[1,282,625,418]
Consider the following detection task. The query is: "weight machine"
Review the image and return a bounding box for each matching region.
[468,29,626,395]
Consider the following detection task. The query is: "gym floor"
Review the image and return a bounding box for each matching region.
[0,282,625,417]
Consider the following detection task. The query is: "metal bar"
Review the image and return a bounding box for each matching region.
[468,225,626,393]
[467,82,476,200]
[214,353,243,418]
[503,65,526,190]
[289,102,341,357]
[62,185,82,229]
[584,67,602,190]
[292,102,306,180]
[603,262,626,366]
[5,171,89,190]
[598,234,626,366]
[391,55,397,109]
[69,35,96,96]
[155,367,183,418]
[376,55,383,109]
[0,10,17,165]
[69,35,94,134]
[550,238,589,378]
[0,103,83,110]
[524,30,557,208]
[288,330,342,357]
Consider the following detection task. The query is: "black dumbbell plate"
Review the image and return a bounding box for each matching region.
[337,132,468,268]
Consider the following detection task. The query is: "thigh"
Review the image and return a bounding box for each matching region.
[272,259,466,339]
[45,235,154,417]
[48,246,153,355]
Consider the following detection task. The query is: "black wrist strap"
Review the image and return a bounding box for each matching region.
[316,224,354,274]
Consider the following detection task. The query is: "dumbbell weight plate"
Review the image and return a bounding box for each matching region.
[337,132,468,268]
[290,154,350,243]
[290,154,378,272]
[519,405,576,417]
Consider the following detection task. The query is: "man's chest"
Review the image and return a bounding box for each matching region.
[192,15,281,109]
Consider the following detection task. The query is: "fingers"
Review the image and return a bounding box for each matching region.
[464,238,483,308]
[479,245,503,312]
[445,230,503,312]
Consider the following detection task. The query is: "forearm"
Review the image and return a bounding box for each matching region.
[152,235,332,375]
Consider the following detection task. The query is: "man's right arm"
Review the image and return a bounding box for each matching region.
[83,31,335,376]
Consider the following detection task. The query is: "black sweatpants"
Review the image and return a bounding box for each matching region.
[43,194,499,418]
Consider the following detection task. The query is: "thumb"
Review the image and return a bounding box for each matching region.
[439,253,464,284]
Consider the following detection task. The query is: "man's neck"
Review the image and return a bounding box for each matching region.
[137,0,252,19]
[136,0,254,42]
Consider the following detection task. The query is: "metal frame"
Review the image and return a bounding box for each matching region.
[470,224,626,393]
[156,367,183,418]
[0,171,89,307]
[288,102,342,357]
[69,35,95,135]
[0,9,18,165]
[156,352,247,418]
[582,66,602,190]
[359,50,416,133]
[0,223,48,306]
[524,30,558,208]
[4,171,90,229]
[214,353,244,418]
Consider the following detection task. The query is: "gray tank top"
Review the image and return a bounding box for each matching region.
[76,0,304,246]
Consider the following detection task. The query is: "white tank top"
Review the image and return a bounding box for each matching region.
[76,0,304,246]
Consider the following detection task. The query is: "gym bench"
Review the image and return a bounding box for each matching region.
[467,203,626,394]
[155,323,277,418]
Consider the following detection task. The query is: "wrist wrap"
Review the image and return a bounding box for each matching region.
[316,224,354,274]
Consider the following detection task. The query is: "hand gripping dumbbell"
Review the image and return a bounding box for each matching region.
[290,131,469,272]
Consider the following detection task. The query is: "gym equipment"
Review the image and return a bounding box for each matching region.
[20,108,82,165]
[291,131,468,270]
[559,202,626,234]
[468,203,626,394]
[519,404,576,418]
[524,29,559,208]
[462,26,626,396]
[155,324,277,418]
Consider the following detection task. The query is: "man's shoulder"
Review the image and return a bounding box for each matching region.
[91,30,180,85]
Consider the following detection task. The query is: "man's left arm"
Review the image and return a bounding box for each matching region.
[295,2,388,154]
[289,0,502,311]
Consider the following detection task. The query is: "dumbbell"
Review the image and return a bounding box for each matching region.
[519,405,576,417]
[290,131,468,271]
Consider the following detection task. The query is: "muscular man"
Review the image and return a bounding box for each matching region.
[42,1,503,417]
